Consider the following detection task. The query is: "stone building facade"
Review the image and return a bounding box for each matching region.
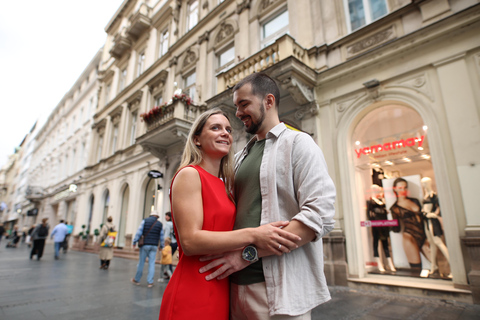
[72,0,480,303]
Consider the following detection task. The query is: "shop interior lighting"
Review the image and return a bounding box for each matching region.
[385,161,394,165]
[403,157,411,162]
[418,147,424,150]
[421,154,431,159]
[355,141,360,145]
[423,125,428,131]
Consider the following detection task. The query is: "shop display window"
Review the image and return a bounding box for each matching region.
[352,104,451,280]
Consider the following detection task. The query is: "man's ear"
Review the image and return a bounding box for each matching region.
[264,93,275,110]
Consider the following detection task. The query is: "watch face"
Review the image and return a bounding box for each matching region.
[243,246,257,261]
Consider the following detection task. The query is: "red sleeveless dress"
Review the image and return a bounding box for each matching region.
[159,165,236,320]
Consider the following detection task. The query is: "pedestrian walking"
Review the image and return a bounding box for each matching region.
[98,216,116,270]
[50,220,69,260]
[26,224,35,248]
[30,218,49,260]
[62,221,74,253]
[0,223,5,244]
[131,211,164,288]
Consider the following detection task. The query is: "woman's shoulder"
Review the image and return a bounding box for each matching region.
[172,166,201,188]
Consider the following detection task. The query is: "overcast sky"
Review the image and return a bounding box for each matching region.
[0,0,124,168]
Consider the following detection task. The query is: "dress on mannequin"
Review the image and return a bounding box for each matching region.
[367,185,396,272]
[421,177,451,277]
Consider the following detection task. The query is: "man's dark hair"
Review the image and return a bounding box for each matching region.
[165,212,171,218]
[233,73,280,108]
[60,220,64,223]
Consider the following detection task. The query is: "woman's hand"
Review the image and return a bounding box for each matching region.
[252,221,301,256]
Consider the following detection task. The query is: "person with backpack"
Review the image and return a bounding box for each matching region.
[97,216,116,270]
[30,218,49,260]
[50,220,69,260]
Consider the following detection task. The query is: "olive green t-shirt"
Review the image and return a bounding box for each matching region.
[231,139,266,285]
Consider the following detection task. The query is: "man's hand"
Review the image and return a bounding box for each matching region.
[199,250,249,281]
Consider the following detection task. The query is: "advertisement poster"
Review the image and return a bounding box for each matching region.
[383,174,431,270]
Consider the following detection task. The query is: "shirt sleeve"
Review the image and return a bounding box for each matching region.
[132,220,145,244]
[291,133,336,241]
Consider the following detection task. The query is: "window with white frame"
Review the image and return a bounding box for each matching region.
[345,0,388,32]
[159,29,169,58]
[111,125,119,154]
[155,95,163,107]
[119,67,127,91]
[184,71,196,102]
[218,46,235,70]
[187,0,199,31]
[261,9,289,48]
[137,51,146,76]
[130,111,138,146]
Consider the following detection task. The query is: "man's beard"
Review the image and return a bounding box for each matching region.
[245,104,266,134]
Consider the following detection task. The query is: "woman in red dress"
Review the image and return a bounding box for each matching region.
[159,108,300,319]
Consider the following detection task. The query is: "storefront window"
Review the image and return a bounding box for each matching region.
[352,104,451,280]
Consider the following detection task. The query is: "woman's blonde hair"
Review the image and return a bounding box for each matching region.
[176,108,234,199]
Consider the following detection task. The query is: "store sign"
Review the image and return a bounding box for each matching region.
[53,184,78,201]
[148,170,163,178]
[355,135,425,158]
[361,220,399,227]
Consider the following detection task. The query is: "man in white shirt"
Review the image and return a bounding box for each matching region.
[50,220,69,260]
[200,73,336,319]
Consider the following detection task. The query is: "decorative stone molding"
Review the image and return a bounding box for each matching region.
[280,76,314,106]
[141,143,167,160]
[236,0,252,14]
[259,0,280,13]
[169,55,178,67]
[109,105,124,124]
[181,47,199,74]
[126,90,143,106]
[197,30,210,45]
[384,73,434,102]
[215,22,234,45]
[333,93,365,125]
[294,102,318,121]
[170,128,189,141]
[146,70,168,94]
[346,25,397,59]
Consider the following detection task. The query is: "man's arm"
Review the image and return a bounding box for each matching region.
[132,220,145,245]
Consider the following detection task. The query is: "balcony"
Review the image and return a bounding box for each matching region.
[127,3,151,39]
[109,28,132,59]
[216,34,313,93]
[136,96,207,158]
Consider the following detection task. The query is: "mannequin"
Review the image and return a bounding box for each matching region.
[367,184,396,272]
[421,177,451,277]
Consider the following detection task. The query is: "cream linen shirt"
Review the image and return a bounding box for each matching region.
[235,123,336,316]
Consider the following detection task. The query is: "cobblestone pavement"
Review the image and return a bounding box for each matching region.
[1,242,479,320]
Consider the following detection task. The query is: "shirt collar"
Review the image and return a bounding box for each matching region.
[245,123,287,150]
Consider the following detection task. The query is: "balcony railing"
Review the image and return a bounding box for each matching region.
[142,95,203,131]
[216,34,311,93]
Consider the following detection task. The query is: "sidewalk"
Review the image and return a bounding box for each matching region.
[1,242,479,319]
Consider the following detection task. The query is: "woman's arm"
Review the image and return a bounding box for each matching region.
[172,167,301,256]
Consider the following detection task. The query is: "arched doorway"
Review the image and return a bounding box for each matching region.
[87,195,94,232]
[118,185,129,247]
[351,104,451,279]
[102,190,110,223]
[143,178,156,219]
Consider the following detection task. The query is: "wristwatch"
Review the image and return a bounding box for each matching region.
[242,245,259,263]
